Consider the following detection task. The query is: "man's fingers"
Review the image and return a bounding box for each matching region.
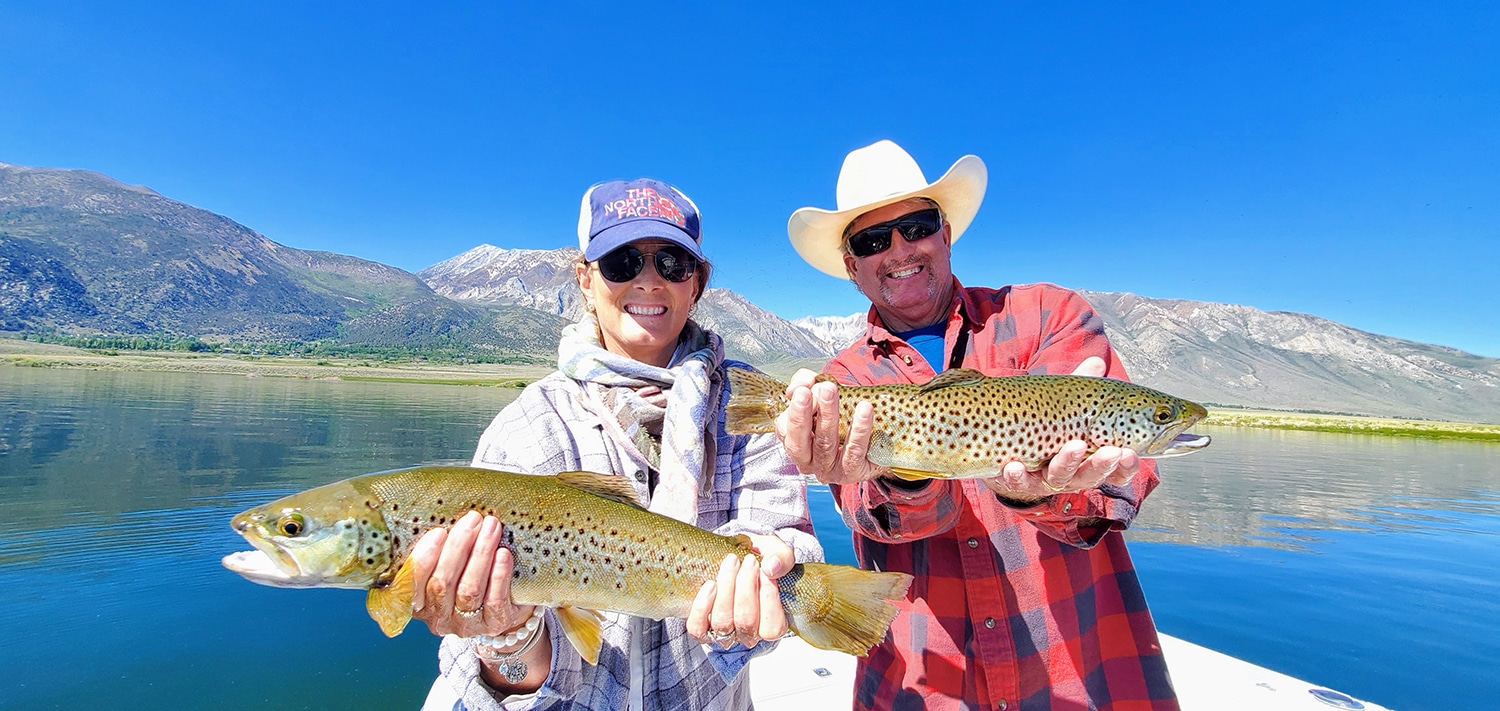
[780,387,816,470]
[1044,441,1089,491]
[1070,356,1106,378]
[1105,448,1140,487]
[1072,446,1121,489]
[785,368,820,393]
[810,381,841,474]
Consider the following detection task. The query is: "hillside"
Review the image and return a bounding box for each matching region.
[0,162,561,355]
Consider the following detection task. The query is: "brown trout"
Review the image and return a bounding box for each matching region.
[725,368,1210,480]
[222,466,912,662]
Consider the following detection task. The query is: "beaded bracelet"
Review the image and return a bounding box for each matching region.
[475,607,547,685]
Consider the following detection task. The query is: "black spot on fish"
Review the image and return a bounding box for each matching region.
[365,558,374,565]
[436,499,443,505]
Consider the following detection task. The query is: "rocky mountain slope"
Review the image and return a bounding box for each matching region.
[0,162,564,356]
[420,245,829,364]
[1078,290,1500,423]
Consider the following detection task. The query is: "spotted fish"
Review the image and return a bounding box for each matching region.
[223,466,912,661]
[725,368,1210,480]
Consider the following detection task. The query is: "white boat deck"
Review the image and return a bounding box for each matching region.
[749,633,1393,711]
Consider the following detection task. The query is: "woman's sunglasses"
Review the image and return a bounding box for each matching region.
[845,208,945,258]
[597,244,700,284]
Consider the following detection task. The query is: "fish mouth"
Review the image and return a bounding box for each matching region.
[222,549,324,588]
[1158,432,1212,457]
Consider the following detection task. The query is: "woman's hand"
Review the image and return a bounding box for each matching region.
[409,510,537,638]
[685,533,794,649]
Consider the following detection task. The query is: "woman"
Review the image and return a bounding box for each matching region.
[410,178,821,711]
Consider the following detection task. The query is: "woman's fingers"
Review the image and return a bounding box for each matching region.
[709,554,740,647]
[733,554,761,645]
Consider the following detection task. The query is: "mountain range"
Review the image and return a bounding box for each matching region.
[3,161,1498,422]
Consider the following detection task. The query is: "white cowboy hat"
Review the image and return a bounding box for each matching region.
[788,139,988,279]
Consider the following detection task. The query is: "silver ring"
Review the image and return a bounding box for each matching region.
[707,629,733,643]
[455,606,483,619]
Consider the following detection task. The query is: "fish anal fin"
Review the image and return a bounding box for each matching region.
[554,606,605,665]
[918,368,987,393]
[554,471,644,508]
[366,556,416,637]
[886,466,948,481]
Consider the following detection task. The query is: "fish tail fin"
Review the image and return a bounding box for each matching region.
[725,368,789,434]
[781,562,913,656]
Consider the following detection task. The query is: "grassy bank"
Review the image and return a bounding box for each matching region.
[0,338,554,385]
[1203,409,1500,443]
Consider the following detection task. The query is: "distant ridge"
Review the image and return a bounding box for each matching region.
[1079,290,1500,423]
[5,160,1497,422]
[0,162,563,358]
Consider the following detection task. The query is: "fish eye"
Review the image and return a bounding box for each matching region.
[1153,405,1175,424]
[278,513,306,537]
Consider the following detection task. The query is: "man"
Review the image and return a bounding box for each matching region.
[777,140,1178,711]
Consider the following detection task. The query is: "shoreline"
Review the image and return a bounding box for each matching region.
[4,341,1497,441]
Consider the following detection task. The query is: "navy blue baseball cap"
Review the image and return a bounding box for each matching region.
[576,178,705,262]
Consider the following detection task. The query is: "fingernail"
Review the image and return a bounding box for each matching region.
[480,517,498,536]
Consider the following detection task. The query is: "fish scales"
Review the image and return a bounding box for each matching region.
[363,467,736,619]
[725,369,1210,479]
[225,466,912,660]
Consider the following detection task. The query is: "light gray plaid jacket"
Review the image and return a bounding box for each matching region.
[435,362,821,711]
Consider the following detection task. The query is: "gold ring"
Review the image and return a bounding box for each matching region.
[1040,478,1067,493]
[455,606,483,619]
[707,629,733,643]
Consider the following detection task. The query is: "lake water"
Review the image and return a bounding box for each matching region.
[1,367,1496,710]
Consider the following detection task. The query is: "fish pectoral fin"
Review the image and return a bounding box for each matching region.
[554,605,606,665]
[554,471,644,508]
[885,466,949,481]
[918,368,987,393]
[366,556,416,637]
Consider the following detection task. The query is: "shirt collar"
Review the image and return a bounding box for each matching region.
[861,277,979,347]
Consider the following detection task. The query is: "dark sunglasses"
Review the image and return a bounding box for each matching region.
[845,208,945,258]
[596,244,700,284]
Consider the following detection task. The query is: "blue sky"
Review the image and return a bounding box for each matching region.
[3,2,1497,356]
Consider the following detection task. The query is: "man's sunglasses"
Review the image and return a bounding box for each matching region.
[845,208,945,258]
[597,244,700,284]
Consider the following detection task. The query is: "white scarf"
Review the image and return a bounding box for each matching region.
[557,317,723,525]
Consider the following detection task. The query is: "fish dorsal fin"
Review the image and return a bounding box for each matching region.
[554,471,644,508]
[366,555,416,637]
[554,605,606,665]
[918,368,987,393]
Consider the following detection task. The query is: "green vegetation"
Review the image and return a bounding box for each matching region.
[12,331,548,365]
[1205,411,1500,443]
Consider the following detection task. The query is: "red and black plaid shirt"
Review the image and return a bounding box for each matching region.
[826,280,1178,711]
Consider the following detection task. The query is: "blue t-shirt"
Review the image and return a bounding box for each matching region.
[895,322,949,373]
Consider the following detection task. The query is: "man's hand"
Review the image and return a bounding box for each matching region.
[982,357,1140,501]
[772,369,888,485]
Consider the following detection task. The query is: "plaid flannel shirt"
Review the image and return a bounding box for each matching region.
[436,362,821,711]
[828,281,1178,711]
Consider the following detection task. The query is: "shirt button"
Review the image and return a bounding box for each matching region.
[984,617,996,629]
[633,470,647,483]
[901,354,912,365]
[967,538,979,548]
[1063,501,1073,512]
[999,701,1008,710]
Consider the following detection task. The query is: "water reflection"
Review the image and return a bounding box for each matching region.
[1131,424,1500,549]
